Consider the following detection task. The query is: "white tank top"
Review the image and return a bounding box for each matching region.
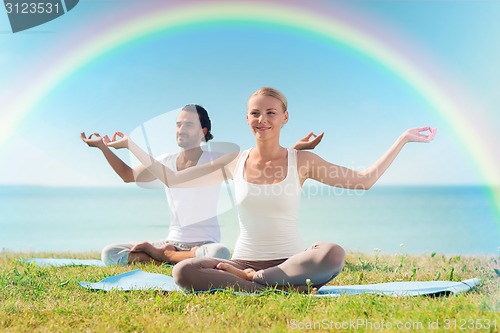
[232,148,305,260]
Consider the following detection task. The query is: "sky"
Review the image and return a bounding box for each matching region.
[1,0,499,188]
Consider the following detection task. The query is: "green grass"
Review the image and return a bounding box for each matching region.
[1,251,498,332]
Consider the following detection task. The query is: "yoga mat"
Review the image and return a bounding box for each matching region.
[315,279,481,297]
[21,258,106,267]
[79,269,480,296]
[79,269,181,291]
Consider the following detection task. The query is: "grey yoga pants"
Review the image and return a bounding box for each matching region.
[173,242,345,292]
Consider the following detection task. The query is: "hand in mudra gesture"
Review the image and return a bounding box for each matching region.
[80,132,111,149]
[402,127,437,143]
[106,131,129,149]
[292,132,324,150]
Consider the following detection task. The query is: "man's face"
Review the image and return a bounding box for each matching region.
[176,110,204,149]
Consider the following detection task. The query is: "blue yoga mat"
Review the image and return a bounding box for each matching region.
[79,269,181,291]
[315,279,481,297]
[78,269,480,297]
[22,258,106,267]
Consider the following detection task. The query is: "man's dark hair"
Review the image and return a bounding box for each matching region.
[182,104,214,142]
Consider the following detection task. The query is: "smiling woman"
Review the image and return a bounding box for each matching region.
[101,86,437,292]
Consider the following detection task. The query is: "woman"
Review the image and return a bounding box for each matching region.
[108,87,436,292]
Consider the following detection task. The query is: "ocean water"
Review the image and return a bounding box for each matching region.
[0,185,498,255]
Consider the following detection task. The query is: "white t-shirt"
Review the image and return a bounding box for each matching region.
[158,151,222,243]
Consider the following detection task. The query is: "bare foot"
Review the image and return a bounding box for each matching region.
[131,242,170,262]
[216,262,256,281]
[130,241,151,253]
[189,246,199,255]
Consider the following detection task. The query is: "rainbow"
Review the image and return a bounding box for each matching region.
[1,1,499,217]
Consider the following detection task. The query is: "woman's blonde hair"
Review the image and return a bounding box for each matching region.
[250,87,288,112]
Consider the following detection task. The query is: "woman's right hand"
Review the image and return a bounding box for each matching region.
[216,262,256,281]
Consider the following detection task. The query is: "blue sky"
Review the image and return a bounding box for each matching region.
[1,0,499,187]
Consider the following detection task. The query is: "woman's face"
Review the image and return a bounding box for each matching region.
[246,94,288,140]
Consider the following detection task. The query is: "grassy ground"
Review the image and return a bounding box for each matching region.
[1,251,498,332]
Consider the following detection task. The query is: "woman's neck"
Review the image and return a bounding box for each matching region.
[253,139,284,161]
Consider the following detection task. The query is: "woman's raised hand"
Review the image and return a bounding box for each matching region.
[292,132,325,150]
[106,131,129,149]
[402,127,437,143]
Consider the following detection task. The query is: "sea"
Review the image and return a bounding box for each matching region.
[0,185,498,255]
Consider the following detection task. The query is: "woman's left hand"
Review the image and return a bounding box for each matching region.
[106,131,129,149]
[402,127,437,143]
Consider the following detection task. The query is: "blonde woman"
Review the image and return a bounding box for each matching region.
[107,88,436,291]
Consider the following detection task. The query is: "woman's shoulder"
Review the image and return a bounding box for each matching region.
[296,150,319,161]
[296,150,328,168]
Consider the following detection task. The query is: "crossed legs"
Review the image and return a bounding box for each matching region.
[173,242,345,292]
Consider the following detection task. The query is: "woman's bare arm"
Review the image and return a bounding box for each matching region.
[106,132,239,187]
[299,127,437,189]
